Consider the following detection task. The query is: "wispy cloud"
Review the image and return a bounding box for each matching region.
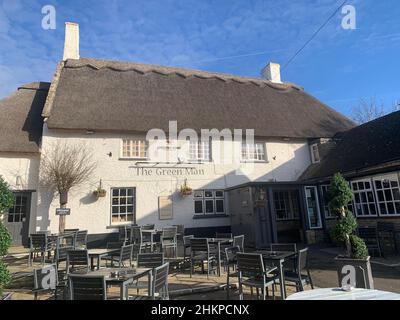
[0,0,399,118]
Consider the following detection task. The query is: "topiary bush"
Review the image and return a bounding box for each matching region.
[0,176,14,296]
[329,173,369,259]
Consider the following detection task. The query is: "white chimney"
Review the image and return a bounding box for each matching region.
[261,62,282,83]
[63,22,80,61]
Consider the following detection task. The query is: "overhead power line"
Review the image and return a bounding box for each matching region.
[282,0,348,70]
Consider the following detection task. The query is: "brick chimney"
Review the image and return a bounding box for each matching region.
[63,22,80,61]
[261,62,282,83]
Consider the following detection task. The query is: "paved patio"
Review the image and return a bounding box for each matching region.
[3,244,400,299]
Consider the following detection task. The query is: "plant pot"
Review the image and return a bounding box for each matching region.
[181,190,193,197]
[94,189,107,198]
[1,292,13,300]
[335,255,374,289]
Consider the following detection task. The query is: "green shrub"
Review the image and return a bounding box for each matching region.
[350,235,369,259]
[0,176,14,296]
[329,173,368,259]
[0,177,14,214]
[0,260,11,296]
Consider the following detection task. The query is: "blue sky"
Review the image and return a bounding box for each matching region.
[1,0,399,117]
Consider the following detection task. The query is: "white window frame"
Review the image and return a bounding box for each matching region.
[188,139,211,162]
[350,178,378,217]
[305,186,322,229]
[241,142,266,162]
[310,144,320,164]
[110,187,136,225]
[372,174,400,216]
[120,139,148,160]
[193,190,225,216]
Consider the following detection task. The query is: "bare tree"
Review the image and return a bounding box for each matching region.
[40,141,97,233]
[350,97,386,124]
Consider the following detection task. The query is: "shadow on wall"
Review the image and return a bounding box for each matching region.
[35,187,55,233]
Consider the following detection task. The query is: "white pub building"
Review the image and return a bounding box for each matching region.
[2,23,399,248]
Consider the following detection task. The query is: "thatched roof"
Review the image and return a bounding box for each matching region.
[0,82,49,153]
[300,111,400,182]
[43,58,354,138]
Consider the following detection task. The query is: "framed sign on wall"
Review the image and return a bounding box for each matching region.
[158,196,173,220]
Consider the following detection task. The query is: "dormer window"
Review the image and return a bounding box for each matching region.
[121,139,148,159]
[310,143,320,164]
[188,139,211,162]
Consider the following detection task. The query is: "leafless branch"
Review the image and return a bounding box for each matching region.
[40,141,97,194]
[350,97,386,124]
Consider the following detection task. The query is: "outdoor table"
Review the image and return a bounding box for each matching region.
[88,267,152,300]
[287,288,400,300]
[208,238,234,276]
[87,248,120,270]
[254,250,296,300]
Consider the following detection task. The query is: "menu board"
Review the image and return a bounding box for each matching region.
[159,196,173,220]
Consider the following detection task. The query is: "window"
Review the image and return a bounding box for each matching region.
[7,193,29,223]
[273,191,300,221]
[188,140,210,161]
[111,188,135,223]
[121,139,148,159]
[310,144,320,163]
[305,186,322,229]
[350,179,377,217]
[373,174,400,215]
[320,185,335,218]
[241,142,266,161]
[193,190,225,215]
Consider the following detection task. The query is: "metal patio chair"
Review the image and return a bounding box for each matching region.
[183,235,194,261]
[74,230,88,249]
[68,274,107,300]
[129,262,170,300]
[283,247,314,292]
[131,226,153,254]
[160,226,178,258]
[129,252,165,294]
[28,233,53,266]
[107,244,134,268]
[225,246,241,299]
[237,252,278,300]
[270,243,298,272]
[189,238,218,278]
[66,249,90,274]
[233,235,245,252]
[118,225,130,245]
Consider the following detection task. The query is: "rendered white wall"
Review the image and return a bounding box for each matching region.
[0,153,40,234]
[35,125,312,235]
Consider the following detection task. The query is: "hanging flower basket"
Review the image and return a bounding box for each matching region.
[93,179,106,198]
[180,179,192,196]
[93,188,107,198]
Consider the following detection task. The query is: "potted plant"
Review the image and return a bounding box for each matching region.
[329,173,373,289]
[0,176,14,300]
[93,179,107,198]
[180,179,192,196]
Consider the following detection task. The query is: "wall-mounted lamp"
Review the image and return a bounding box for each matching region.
[107,152,112,157]
[86,130,95,135]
